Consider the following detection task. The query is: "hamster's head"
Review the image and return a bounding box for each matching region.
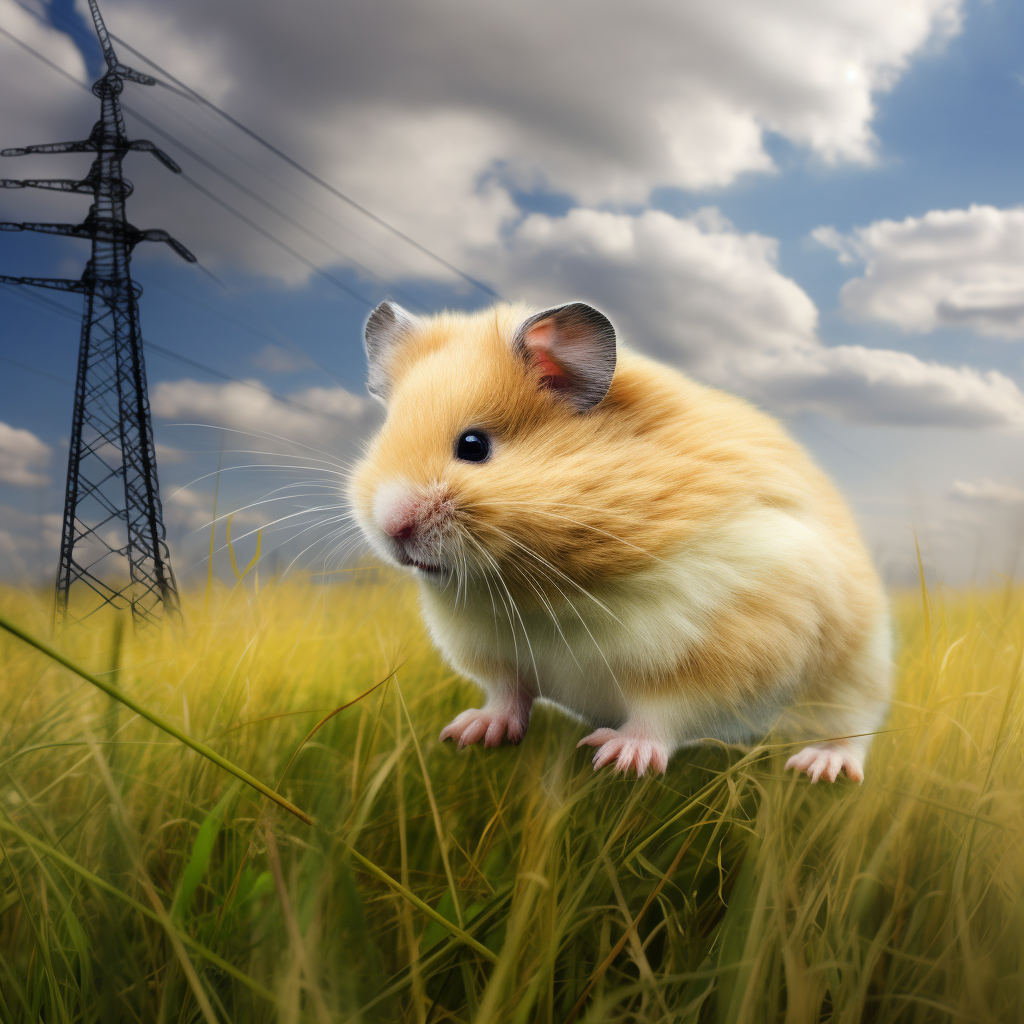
[349,300,638,600]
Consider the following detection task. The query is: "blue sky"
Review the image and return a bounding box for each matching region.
[1,0,1023,587]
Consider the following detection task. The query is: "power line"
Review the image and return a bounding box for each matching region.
[143,341,365,426]
[6,0,502,300]
[2,282,364,427]
[118,100,420,308]
[107,33,503,300]
[176,171,370,304]
[0,22,377,308]
[9,3,418,307]
[0,352,72,386]
[1,0,185,625]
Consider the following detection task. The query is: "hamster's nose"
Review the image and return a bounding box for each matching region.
[381,499,420,542]
[391,521,415,541]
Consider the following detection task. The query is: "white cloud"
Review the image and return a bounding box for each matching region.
[164,485,266,532]
[8,0,1015,436]
[736,345,1024,429]
[0,422,51,486]
[490,207,820,366]
[0,0,959,282]
[0,505,61,581]
[815,205,1024,338]
[0,0,92,224]
[485,207,1024,429]
[149,377,376,439]
[949,479,1024,505]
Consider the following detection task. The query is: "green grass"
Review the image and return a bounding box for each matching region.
[0,577,1021,1022]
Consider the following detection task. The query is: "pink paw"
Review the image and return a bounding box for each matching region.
[577,728,669,777]
[785,743,864,784]
[439,704,529,749]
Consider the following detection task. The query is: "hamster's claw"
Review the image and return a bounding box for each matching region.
[785,742,864,784]
[578,729,669,777]
[439,705,529,749]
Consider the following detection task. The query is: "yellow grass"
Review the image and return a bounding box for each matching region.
[0,577,1021,1022]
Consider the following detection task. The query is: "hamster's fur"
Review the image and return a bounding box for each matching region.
[349,301,891,781]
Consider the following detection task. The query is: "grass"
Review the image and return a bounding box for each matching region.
[0,577,1021,1023]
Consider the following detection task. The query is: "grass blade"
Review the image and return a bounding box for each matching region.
[0,609,314,826]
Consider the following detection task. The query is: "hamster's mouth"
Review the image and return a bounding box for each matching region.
[411,561,442,574]
[396,552,443,574]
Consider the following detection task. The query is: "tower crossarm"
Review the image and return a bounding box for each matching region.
[0,221,195,261]
[0,274,87,293]
[1,178,93,193]
[2,141,97,156]
[0,221,92,238]
[136,229,197,262]
[127,140,182,173]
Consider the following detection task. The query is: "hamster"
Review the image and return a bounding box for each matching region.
[349,301,892,782]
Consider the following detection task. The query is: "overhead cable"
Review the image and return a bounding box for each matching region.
[108,32,503,300]
[1,283,364,426]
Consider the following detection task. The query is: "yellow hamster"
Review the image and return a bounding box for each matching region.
[349,301,891,781]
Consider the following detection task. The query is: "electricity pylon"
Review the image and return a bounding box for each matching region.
[0,0,193,627]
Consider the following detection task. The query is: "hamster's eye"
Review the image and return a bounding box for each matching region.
[455,430,490,463]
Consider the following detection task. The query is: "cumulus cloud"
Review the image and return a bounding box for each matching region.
[0,422,52,486]
[8,0,1013,435]
[0,505,61,581]
[149,377,377,439]
[0,0,92,222]
[0,0,961,281]
[485,207,1024,429]
[164,485,266,533]
[814,205,1024,338]
[949,479,1024,505]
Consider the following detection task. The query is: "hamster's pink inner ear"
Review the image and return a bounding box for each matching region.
[521,323,573,392]
[514,303,616,413]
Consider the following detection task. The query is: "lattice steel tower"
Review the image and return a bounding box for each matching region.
[1,0,194,626]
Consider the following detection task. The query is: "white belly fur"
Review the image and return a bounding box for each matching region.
[419,505,891,750]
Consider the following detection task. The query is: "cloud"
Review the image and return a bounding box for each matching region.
[0,0,959,282]
[0,505,61,580]
[164,485,266,533]
[485,207,1024,429]
[149,377,377,439]
[0,0,92,223]
[0,422,52,486]
[8,0,1013,435]
[814,205,1024,338]
[736,345,1024,429]
[949,479,1024,505]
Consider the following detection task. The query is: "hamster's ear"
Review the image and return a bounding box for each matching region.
[364,300,420,402]
[513,302,616,412]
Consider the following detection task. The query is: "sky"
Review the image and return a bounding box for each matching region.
[1,0,1023,590]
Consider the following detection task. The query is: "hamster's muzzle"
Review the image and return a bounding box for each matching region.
[372,480,456,575]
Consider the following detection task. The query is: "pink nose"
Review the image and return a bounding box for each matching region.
[390,521,415,541]
[382,499,420,542]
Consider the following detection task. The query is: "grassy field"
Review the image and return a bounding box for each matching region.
[0,577,1021,1023]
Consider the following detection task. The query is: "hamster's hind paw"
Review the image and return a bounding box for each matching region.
[578,728,669,777]
[785,742,864,784]
[439,703,530,749]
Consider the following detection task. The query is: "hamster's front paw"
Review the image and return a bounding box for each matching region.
[785,741,864,784]
[578,727,669,777]
[439,691,533,749]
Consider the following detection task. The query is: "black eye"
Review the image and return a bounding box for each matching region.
[455,430,490,463]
